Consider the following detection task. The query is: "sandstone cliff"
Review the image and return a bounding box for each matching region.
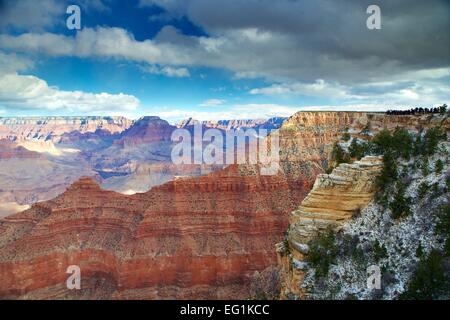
[277,156,384,298]
[277,112,449,300]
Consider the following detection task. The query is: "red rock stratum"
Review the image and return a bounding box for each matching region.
[0,164,314,299]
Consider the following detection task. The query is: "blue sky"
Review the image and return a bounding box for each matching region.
[0,0,448,122]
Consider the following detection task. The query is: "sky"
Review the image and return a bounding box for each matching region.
[0,0,449,122]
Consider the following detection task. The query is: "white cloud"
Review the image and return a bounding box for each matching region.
[0,0,64,31]
[199,99,226,107]
[0,52,34,73]
[0,27,191,65]
[250,79,351,98]
[144,65,190,77]
[0,4,448,113]
[249,74,450,107]
[0,73,140,113]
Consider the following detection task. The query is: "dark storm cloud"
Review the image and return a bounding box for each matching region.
[141,0,450,84]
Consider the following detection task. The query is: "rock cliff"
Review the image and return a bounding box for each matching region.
[277,112,449,299]
[0,113,321,299]
[277,156,384,298]
[0,164,310,299]
[0,116,132,143]
[177,117,287,131]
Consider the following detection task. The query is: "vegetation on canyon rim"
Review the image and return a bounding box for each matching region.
[303,122,449,299]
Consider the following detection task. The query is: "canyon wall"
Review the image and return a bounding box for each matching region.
[0,112,327,299]
[277,112,449,299]
[177,117,287,131]
[0,116,288,216]
[0,165,311,299]
[0,116,132,142]
[277,156,384,299]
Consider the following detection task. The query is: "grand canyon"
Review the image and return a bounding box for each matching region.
[0,111,448,299]
[0,0,449,303]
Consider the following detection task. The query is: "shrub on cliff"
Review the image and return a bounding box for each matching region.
[373,240,388,262]
[435,204,450,240]
[400,250,450,300]
[416,244,424,259]
[430,183,442,199]
[392,127,413,159]
[349,138,371,160]
[372,129,393,155]
[417,182,429,199]
[435,159,444,174]
[412,132,423,157]
[306,227,338,278]
[331,142,350,166]
[420,157,430,176]
[376,151,397,191]
[390,180,411,219]
[342,132,351,142]
[340,234,364,263]
[411,126,446,158]
[423,127,446,156]
[372,127,413,159]
[400,204,450,299]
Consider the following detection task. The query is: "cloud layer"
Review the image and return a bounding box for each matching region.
[0,73,140,113]
[0,0,448,117]
[3,0,449,86]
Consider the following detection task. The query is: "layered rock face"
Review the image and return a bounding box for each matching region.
[278,112,448,167]
[277,156,384,299]
[276,112,448,299]
[0,139,41,159]
[0,136,97,216]
[114,116,175,147]
[0,116,132,143]
[0,138,96,216]
[0,164,312,299]
[89,116,221,194]
[177,117,287,131]
[0,113,320,300]
[0,115,288,216]
[0,117,132,215]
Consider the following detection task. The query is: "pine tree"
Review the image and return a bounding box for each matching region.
[435,159,444,174]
